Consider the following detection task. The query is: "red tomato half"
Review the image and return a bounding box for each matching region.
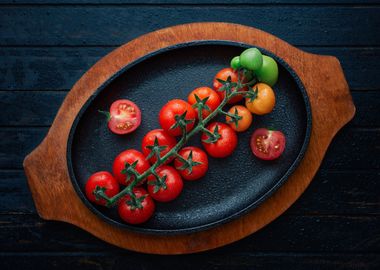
[159,99,196,137]
[112,149,150,186]
[174,146,208,181]
[85,171,120,206]
[147,166,183,202]
[107,99,141,135]
[141,129,177,165]
[250,128,286,160]
[213,68,247,104]
[201,122,238,158]
[118,188,155,224]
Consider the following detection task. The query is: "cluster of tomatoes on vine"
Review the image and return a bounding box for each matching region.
[85,48,286,225]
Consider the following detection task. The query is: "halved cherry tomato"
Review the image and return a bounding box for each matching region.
[250,128,286,160]
[225,105,253,132]
[147,166,183,202]
[245,83,275,115]
[201,122,238,158]
[118,187,155,224]
[141,129,177,165]
[213,68,247,104]
[106,99,141,135]
[159,99,197,137]
[85,171,120,206]
[174,146,208,181]
[187,87,221,119]
[112,149,150,186]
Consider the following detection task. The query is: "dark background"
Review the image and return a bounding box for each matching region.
[0,0,379,269]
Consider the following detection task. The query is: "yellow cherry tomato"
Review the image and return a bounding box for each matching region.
[225,105,253,132]
[245,83,275,115]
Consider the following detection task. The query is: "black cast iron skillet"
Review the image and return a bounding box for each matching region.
[67,41,312,235]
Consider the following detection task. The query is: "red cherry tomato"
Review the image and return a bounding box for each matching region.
[106,99,141,135]
[213,68,247,104]
[250,128,286,160]
[118,187,155,224]
[174,146,208,181]
[187,87,221,119]
[85,171,120,206]
[201,122,238,158]
[159,99,196,137]
[141,129,177,165]
[147,166,183,202]
[112,149,150,186]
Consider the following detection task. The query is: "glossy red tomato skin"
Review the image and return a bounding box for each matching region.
[250,128,286,160]
[118,188,155,224]
[141,129,177,165]
[85,171,120,206]
[147,166,183,202]
[112,149,150,186]
[159,99,196,137]
[187,87,221,119]
[108,99,141,135]
[174,146,209,181]
[213,68,247,104]
[201,122,238,158]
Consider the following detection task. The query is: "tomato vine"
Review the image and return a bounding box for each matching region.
[93,69,257,208]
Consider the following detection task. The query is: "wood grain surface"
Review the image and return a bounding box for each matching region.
[22,22,355,254]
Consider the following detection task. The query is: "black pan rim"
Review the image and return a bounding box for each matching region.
[67,40,312,235]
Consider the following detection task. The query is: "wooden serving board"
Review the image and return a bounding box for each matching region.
[23,22,355,254]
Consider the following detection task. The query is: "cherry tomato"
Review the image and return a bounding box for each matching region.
[118,187,155,224]
[147,166,183,202]
[250,128,286,160]
[230,56,241,70]
[106,99,141,135]
[188,87,221,119]
[201,122,238,158]
[174,146,208,181]
[225,105,253,132]
[141,129,177,165]
[85,171,120,206]
[112,149,150,186]
[159,99,196,137]
[245,83,276,115]
[239,48,263,71]
[255,55,279,86]
[213,68,247,104]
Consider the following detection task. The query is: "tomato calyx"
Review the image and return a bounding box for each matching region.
[120,160,140,183]
[170,111,194,131]
[175,150,202,174]
[201,125,221,144]
[216,75,237,96]
[125,193,148,210]
[147,172,168,194]
[92,185,114,207]
[145,137,168,162]
[191,94,211,118]
[221,107,243,129]
[246,85,259,102]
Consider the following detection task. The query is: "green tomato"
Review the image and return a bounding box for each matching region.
[255,55,278,86]
[239,48,263,71]
[230,56,241,70]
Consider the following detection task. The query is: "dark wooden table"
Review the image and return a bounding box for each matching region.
[1,1,379,269]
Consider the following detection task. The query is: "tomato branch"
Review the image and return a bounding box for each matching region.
[102,69,256,207]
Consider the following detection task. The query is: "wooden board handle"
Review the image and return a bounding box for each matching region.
[23,22,355,254]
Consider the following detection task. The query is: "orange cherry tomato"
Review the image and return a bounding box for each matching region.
[225,105,253,132]
[245,83,275,115]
